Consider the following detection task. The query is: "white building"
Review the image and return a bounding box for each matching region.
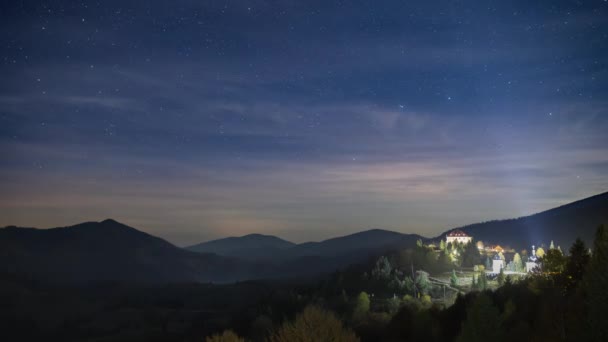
[492,254,504,274]
[446,230,473,245]
[525,245,539,272]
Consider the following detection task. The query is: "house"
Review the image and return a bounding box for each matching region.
[446,230,473,245]
[492,254,504,274]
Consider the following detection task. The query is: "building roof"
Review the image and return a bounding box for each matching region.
[447,230,470,237]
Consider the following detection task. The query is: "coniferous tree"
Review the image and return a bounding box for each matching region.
[566,238,590,287]
[497,268,506,286]
[478,273,487,290]
[371,256,392,280]
[462,240,481,267]
[513,253,523,273]
[456,293,505,342]
[451,269,459,287]
[582,225,608,341]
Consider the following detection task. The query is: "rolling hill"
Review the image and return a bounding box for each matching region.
[438,191,608,250]
[186,233,295,259]
[187,228,423,262]
[2,191,606,285]
[0,219,262,284]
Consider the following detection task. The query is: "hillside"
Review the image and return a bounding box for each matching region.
[188,228,423,262]
[0,219,261,284]
[186,233,295,259]
[290,229,422,257]
[438,191,608,250]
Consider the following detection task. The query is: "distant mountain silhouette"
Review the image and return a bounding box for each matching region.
[186,233,295,259]
[3,191,606,285]
[0,219,261,284]
[437,191,608,250]
[188,228,422,262]
[289,229,421,257]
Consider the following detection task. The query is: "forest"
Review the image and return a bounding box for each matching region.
[2,224,606,342]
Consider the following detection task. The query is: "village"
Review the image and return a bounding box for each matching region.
[424,230,555,294]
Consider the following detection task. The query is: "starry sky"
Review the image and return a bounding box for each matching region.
[1,1,607,245]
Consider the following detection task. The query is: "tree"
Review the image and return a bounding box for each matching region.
[456,293,505,342]
[251,315,274,341]
[451,269,459,287]
[352,291,370,321]
[478,273,487,290]
[270,306,360,342]
[536,247,545,259]
[206,330,245,342]
[565,238,590,287]
[582,225,608,341]
[462,240,481,267]
[513,253,523,273]
[439,250,452,269]
[402,276,415,295]
[371,256,392,280]
[497,268,506,286]
[415,270,431,295]
[542,248,566,273]
[440,239,446,251]
[550,240,555,250]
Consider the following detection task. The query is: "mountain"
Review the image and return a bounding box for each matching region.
[188,228,423,263]
[186,233,295,259]
[0,219,262,284]
[438,191,608,250]
[3,191,606,285]
[289,229,421,258]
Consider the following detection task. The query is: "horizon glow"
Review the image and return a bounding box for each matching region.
[1,1,607,245]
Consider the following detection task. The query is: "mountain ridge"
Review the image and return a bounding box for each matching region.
[2,191,607,284]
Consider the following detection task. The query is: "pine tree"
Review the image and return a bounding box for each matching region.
[582,225,608,341]
[478,273,487,290]
[566,238,590,289]
[513,253,523,272]
[451,269,459,287]
[497,268,505,286]
[456,293,506,342]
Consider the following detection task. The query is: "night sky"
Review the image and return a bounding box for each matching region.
[1,1,607,245]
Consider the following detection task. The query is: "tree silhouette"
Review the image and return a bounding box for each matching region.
[205,330,245,342]
[270,305,359,342]
[582,225,608,341]
[456,293,505,342]
[352,291,370,321]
